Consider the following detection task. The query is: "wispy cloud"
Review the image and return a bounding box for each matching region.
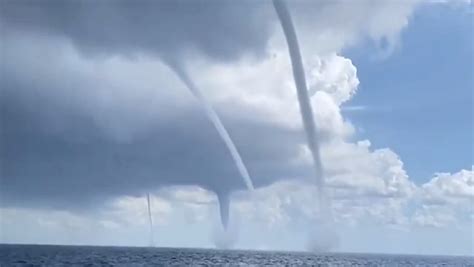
[341,105,368,112]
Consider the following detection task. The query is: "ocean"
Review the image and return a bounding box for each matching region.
[0,244,472,266]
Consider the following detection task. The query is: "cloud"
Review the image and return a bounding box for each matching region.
[280,0,422,56]
[232,140,417,228]
[307,53,359,104]
[0,192,215,246]
[3,166,471,253]
[341,105,368,112]
[0,25,364,209]
[429,0,472,5]
[413,167,473,228]
[0,0,425,62]
[0,0,273,62]
[216,165,472,238]
[3,0,470,252]
[1,30,305,209]
[421,167,474,204]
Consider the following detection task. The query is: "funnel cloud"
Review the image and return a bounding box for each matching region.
[146,193,154,247]
[273,0,335,251]
[163,57,254,233]
[272,0,329,216]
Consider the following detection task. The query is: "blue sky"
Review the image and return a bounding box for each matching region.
[344,3,473,182]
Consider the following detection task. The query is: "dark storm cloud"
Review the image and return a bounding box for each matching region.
[0,0,274,61]
[0,0,312,210]
[0,88,309,210]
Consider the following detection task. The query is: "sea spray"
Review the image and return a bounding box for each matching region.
[212,192,238,249]
[272,0,336,251]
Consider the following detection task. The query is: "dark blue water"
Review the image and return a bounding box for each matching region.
[0,244,472,266]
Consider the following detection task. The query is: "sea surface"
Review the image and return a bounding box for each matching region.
[0,244,472,266]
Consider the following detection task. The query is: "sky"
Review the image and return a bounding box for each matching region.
[0,0,473,256]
